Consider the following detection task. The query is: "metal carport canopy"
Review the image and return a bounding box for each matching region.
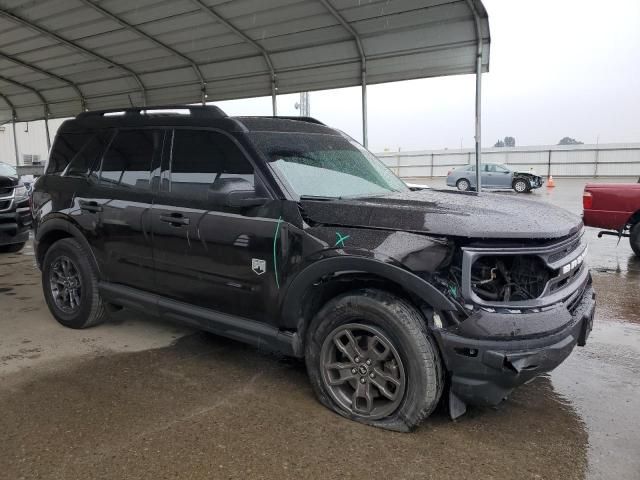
[0,0,489,122]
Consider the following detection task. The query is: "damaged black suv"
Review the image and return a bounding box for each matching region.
[32,106,595,431]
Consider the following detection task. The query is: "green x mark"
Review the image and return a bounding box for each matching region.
[334,232,350,247]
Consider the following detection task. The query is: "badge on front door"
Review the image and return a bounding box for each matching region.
[251,258,267,275]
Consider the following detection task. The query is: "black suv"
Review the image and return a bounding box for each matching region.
[0,161,31,252]
[32,106,595,431]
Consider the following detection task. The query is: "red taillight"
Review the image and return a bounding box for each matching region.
[583,191,593,209]
[447,170,452,176]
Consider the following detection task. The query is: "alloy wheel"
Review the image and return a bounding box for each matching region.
[320,323,406,420]
[514,180,528,192]
[49,255,82,314]
[457,179,470,191]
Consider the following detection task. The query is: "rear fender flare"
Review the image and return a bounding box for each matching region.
[35,216,102,277]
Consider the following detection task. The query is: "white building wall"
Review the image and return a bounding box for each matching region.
[0,119,66,166]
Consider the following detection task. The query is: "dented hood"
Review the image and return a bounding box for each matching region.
[301,189,583,239]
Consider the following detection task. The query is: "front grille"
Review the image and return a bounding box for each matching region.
[0,186,12,196]
[461,230,588,308]
[566,280,588,314]
[470,255,551,301]
[549,263,584,293]
[0,199,11,210]
[548,239,581,263]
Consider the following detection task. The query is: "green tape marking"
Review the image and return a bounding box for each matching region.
[334,232,350,248]
[273,216,283,289]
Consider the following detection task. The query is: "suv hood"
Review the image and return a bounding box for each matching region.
[0,174,19,189]
[301,189,582,239]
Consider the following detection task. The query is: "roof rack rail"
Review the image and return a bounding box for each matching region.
[76,105,227,120]
[272,116,326,126]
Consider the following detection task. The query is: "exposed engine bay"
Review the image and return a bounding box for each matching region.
[470,255,551,302]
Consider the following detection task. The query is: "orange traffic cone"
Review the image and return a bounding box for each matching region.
[547,175,555,188]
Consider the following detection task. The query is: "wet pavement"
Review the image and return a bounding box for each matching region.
[1,177,638,479]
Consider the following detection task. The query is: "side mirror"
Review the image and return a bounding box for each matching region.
[208,177,268,208]
[225,189,269,208]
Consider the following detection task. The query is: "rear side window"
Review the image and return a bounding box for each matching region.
[99,130,162,190]
[168,130,254,200]
[65,132,112,177]
[48,132,93,175]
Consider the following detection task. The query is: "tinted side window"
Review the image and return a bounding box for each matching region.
[48,132,93,175]
[66,131,112,177]
[169,130,254,200]
[99,130,161,190]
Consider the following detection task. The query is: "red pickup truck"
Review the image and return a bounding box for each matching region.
[583,180,640,257]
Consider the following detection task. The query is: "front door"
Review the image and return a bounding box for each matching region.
[492,164,513,187]
[150,129,280,322]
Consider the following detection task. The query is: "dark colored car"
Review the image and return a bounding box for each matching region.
[583,182,640,257]
[32,106,595,431]
[0,161,31,253]
[447,163,544,193]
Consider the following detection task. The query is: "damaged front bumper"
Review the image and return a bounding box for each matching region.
[433,279,595,418]
[0,199,31,246]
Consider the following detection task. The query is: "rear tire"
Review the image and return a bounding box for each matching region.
[305,289,444,432]
[42,238,108,329]
[456,179,471,191]
[0,242,25,253]
[631,223,640,257]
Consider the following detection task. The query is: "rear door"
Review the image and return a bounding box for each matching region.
[80,129,163,291]
[482,164,497,187]
[150,129,280,321]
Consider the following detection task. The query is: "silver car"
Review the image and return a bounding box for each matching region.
[446,163,544,193]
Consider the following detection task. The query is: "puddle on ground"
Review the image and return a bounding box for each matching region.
[0,332,589,480]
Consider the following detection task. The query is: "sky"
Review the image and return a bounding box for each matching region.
[216,0,640,152]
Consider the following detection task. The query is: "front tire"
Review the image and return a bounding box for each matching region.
[513,178,529,193]
[42,238,108,329]
[456,179,471,191]
[305,289,443,432]
[631,223,640,257]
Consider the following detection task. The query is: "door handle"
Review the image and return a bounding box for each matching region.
[159,213,190,226]
[79,200,102,213]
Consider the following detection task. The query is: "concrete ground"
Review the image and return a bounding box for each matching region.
[1,177,638,479]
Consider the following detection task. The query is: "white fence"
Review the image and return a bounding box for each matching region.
[377,143,640,178]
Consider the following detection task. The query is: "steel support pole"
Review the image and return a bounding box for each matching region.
[44,117,51,150]
[271,75,277,116]
[474,62,482,192]
[201,82,207,106]
[12,117,19,166]
[465,0,484,193]
[44,107,51,150]
[362,69,368,148]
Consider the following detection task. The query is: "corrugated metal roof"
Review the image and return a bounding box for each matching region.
[0,0,490,123]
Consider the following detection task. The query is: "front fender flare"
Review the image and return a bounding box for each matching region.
[280,256,457,331]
